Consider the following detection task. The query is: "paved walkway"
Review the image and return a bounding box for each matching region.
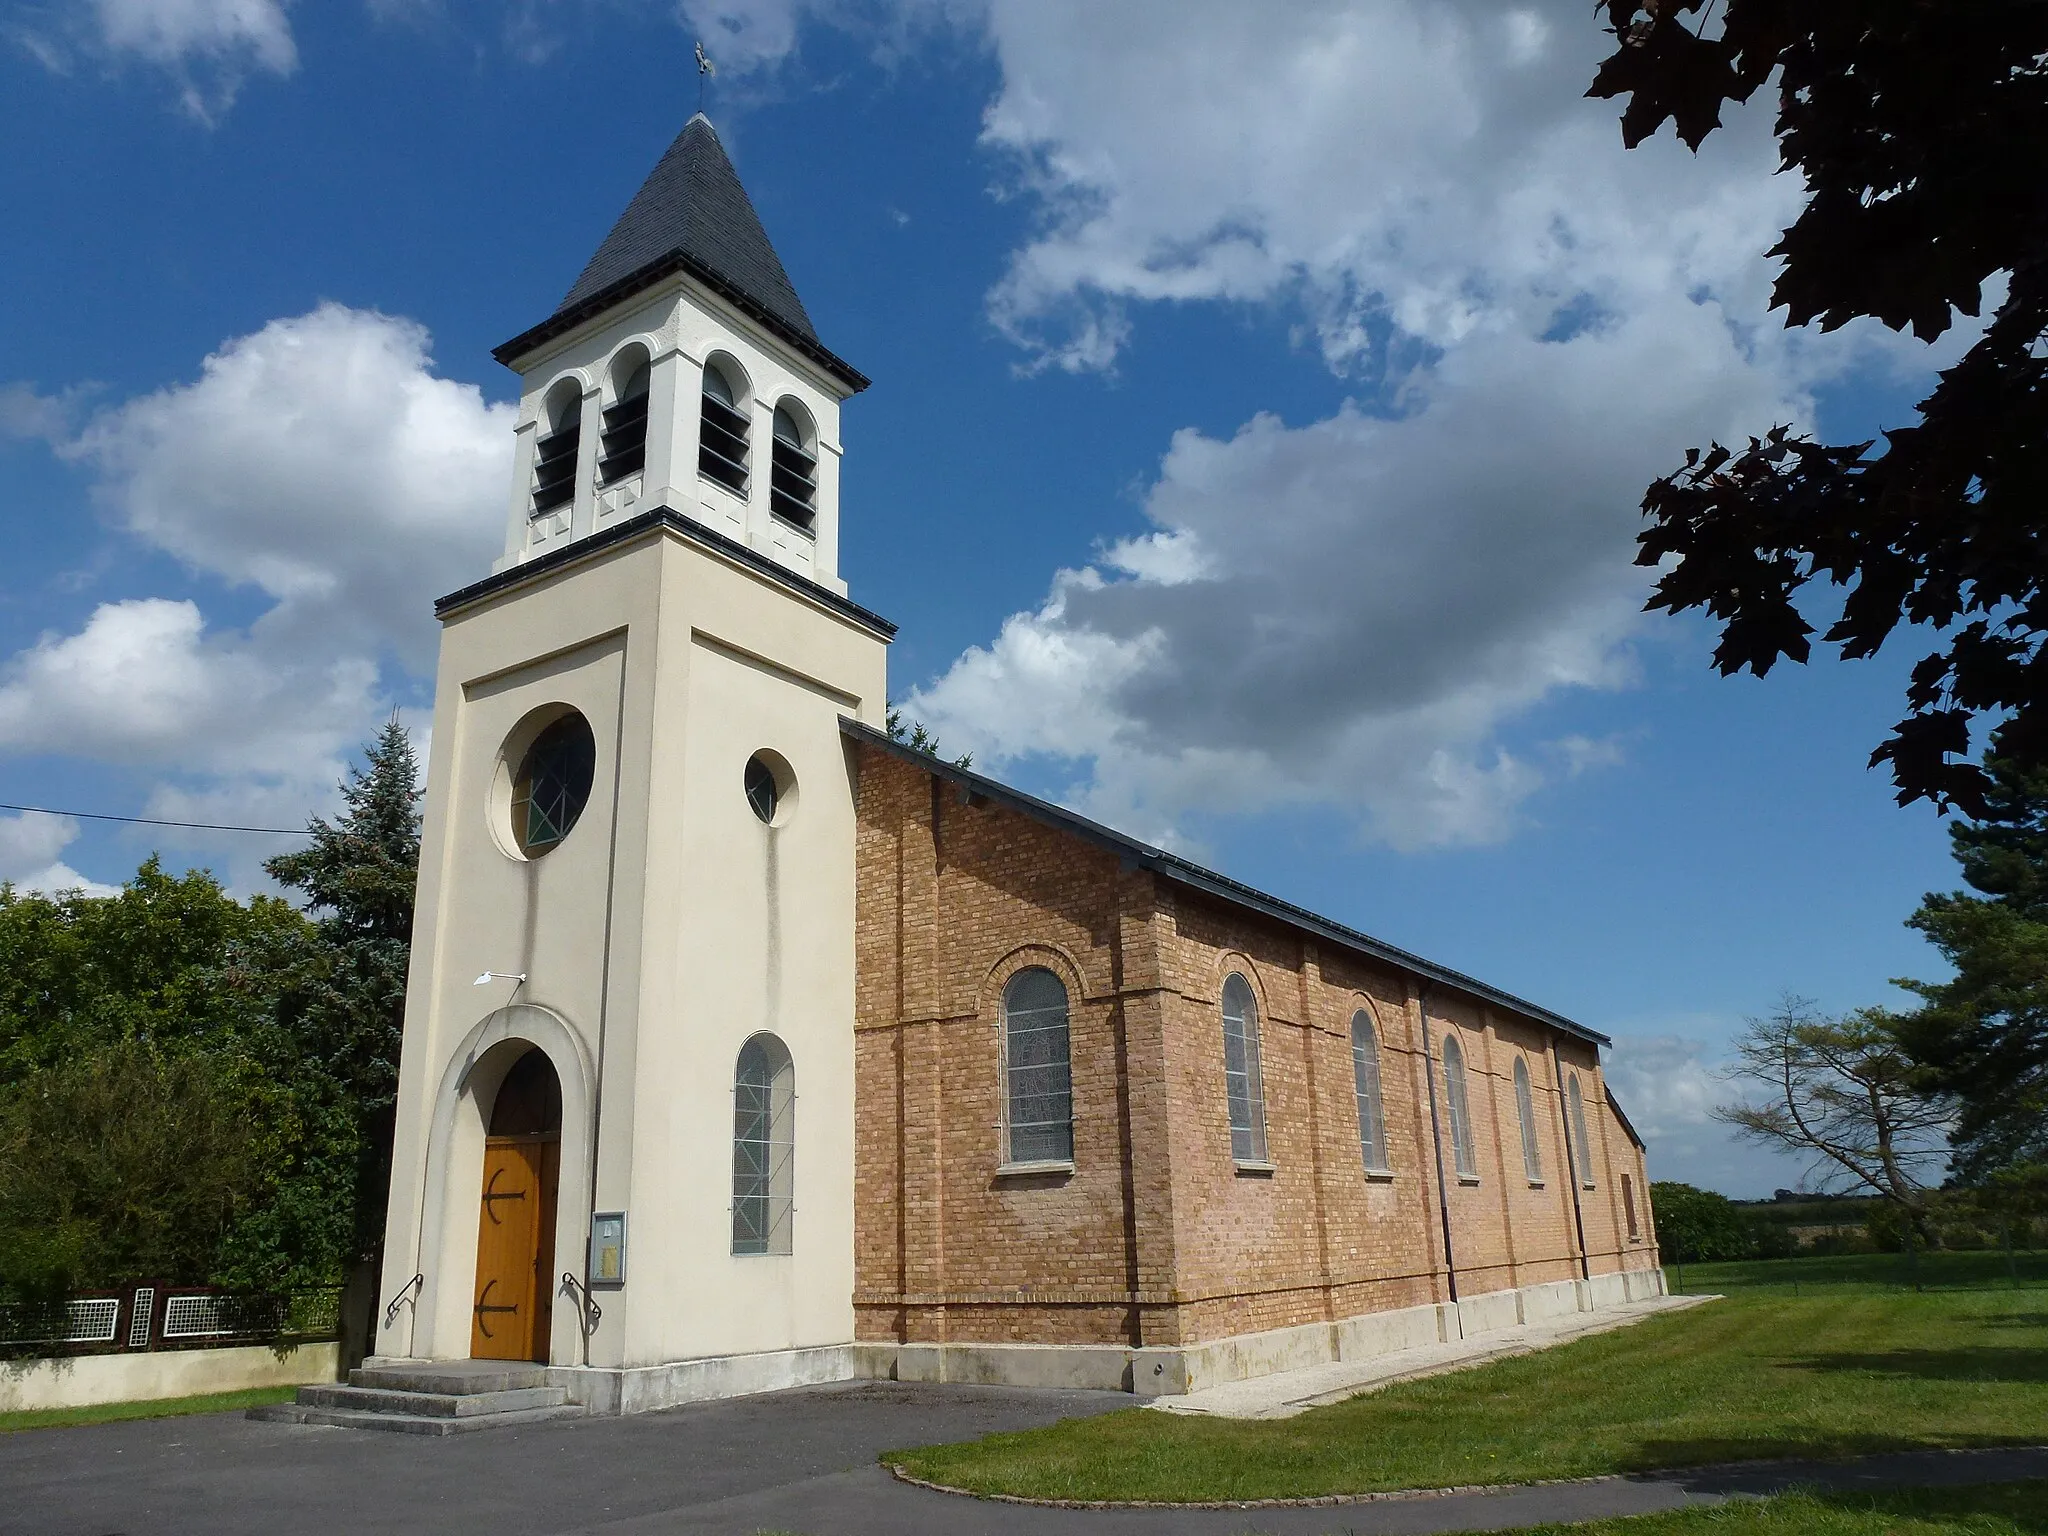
[1159,1294,1718,1419]
[2,1379,2042,1535]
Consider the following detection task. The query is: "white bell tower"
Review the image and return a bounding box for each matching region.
[374,114,892,1404]
[493,112,862,594]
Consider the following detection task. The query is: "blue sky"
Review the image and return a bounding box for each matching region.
[0,1,1982,1197]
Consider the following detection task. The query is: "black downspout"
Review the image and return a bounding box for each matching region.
[1418,983,1459,1309]
[1554,1049,1592,1282]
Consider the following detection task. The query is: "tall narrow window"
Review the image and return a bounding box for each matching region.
[770,402,818,531]
[599,357,650,482]
[1622,1172,1641,1240]
[532,389,582,514]
[1513,1057,1543,1182]
[732,1034,794,1256]
[1001,968,1073,1165]
[1442,1033,1477,1178]
[698,361,750,496]
[1568,1073,1596,1189]
[1351,1009,1389,1173]
[1221,973,1268,1164]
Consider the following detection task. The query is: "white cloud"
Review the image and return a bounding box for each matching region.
[66,303,513,674]
[879,0,1967,849]
[0,811,121,898]
[12,0,296,121]
[1,304,508,886]
[1602,1033,1722,1143]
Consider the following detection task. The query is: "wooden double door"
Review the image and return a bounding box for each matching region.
[470,1135,560,1362]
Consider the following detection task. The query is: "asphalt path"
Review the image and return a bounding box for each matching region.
[3,1381,2043,1536]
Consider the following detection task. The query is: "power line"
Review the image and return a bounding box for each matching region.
[0,801,311,837]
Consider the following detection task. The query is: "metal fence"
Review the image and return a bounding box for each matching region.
[0,1283,342,1358]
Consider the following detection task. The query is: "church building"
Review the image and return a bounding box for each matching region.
[369,114,1663,1416]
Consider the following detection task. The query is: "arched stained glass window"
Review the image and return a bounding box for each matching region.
[1568,1073,1596,1189]
[1001,968,1073,1165]
[1443,1033,1477,1179]
[1351,1009,1389,1173]
[1513,1056,1543,1182]
[1221,973,1268,1164]
[511,713,596,856]
[732,1034,794,1256]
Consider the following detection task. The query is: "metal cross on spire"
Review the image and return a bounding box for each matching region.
[694,39,716,114]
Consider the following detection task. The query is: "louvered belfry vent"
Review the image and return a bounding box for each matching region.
[699,368,750,496]
[770,407,816,530]
[531,419,580,514]
[600,366,651,483]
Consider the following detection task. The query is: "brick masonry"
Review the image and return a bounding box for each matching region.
[850,745,1660,1350]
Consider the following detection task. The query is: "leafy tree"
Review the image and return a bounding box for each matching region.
[1717,996,1951,1240]
[0,857,308,1077]
[0,1039,272,1302]
[1896,752,2048,1175]
[1588,2,2048,815]
[263,717,422,1279]
[1647,1181,1757,1262]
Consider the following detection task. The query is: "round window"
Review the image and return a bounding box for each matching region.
[511,712,596,856]
[745,753,779,824]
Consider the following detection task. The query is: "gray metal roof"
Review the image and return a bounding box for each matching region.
[494,115,867,390]
[841,719,1609,1049]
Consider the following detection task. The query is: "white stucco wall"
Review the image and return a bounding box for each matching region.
[378,520,886,1374]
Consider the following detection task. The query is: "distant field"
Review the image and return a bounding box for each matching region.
[886,1286,2048,1504]
[1671,1248,2048,1294]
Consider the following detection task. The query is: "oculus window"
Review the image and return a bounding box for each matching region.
[1442,1033,1478,1179]
[1351,1009,1390,1174]
[1001,968,1074,1165]
[732,1033,794,1256]
[511,713,596,857]
[1221,972,1269,1164]
[745,754,778,823]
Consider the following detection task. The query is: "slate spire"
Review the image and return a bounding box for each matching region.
[497,114,862,388]
[561,113,816,340]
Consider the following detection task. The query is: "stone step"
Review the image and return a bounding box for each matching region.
[350,1361,553,1395]
[296,1384,568,1418]
[248,1401,584,1436]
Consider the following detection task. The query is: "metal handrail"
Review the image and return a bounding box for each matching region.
[559,1272,601,1338]
[383,1273,424,1329]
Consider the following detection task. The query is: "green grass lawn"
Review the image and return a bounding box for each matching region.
[885,1287,2048,1503]
[0,1385,296,1434]
[1515,1483,2048,1536]
[1671,1248,2048,1295]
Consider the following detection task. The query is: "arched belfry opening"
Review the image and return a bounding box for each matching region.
[472,1047,563,1362]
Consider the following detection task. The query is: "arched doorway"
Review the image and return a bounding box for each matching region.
[471,1047,562,1362]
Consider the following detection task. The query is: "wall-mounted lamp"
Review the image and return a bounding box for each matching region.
[473,971,528,987]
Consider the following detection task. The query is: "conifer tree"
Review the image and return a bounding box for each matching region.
[264,718,422,1276]
[1899,751,2048,1176]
